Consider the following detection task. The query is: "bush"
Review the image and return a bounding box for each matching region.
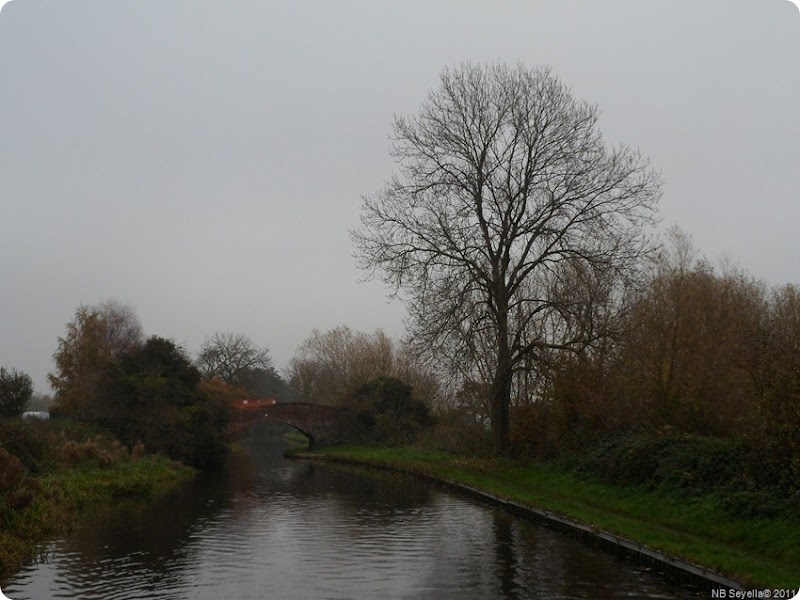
[131,443,146,460]
[96,336,230,468]
[510,399,579,461]
[0,448,24,494]
[417,408,492,456]
[60,439,114,468]
[561,428,800,520]
[0,420,53,474]
[352,376,434,446]
[0,367,33,419]
[175,403,230,468]
[0,447,41,514]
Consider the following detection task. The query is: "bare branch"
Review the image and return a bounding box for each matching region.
[351,62,661,453]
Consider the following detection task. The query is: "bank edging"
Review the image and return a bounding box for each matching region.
[290,450,745,594]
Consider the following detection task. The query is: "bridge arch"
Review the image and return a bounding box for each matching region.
[229,402,360,449]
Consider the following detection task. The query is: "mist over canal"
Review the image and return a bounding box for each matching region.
[6,423,699,599]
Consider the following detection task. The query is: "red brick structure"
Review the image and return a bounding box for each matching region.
[232,398,277,411]
[229,402,362,449]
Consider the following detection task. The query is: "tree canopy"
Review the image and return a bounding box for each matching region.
[352,62,661,453]
[99,336,230,468]
[196,332,286,398]
[49,300,144,418]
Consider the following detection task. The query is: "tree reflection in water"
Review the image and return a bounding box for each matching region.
[6,423,700,600]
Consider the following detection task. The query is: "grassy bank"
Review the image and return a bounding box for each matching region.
[302,445,800,589]
[1,454,194,583]
[0,420,195,584]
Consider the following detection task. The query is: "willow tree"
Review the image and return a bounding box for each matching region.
[352,63,661,454]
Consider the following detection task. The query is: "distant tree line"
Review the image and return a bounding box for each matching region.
[286,326,439,445]
[296,228,798,474]
[45,303,238,467]
[286,326,439,408]
[197,331,293,402]
[43,302,299,468]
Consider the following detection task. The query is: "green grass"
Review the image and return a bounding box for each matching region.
[283,431,310,445]
[40,455,195,506]
[302,445,800,589]
[0,455,194,584]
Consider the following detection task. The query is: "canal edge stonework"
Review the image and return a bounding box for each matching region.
[290,451,746,595]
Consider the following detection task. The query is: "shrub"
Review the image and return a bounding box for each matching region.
[0,447,40,514]
[0,367,33,419]
[60,439,114,468]
[109,440,129,462]
[96,336,230,468]
[131,443,146,460]
[561,428,800,520]
[60,440,82,465]
[0,420,52,474]
[5,478,38,511]
[417,408,491,456]
[351,376,434,446]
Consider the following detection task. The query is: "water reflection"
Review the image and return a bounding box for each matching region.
[6,422,699,599]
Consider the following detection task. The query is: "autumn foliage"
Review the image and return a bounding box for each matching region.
[502,231,800,515]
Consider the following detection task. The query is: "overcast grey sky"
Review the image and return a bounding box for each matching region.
[1,0,798,393]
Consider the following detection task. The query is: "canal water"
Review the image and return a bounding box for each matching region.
[5,423,701,599]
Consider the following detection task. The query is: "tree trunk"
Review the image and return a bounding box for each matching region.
[491,309,513,455]
[490,362,512,455]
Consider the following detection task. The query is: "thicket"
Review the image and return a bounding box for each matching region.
[0,419,145,505]
[288,326,442,409]
[0,418,135,479]
[557,429,800,520]
[349,376,434,446]
[92,336,232,469]
[503,234,800,518]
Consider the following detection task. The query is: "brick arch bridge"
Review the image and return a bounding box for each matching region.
[229,401,361,449]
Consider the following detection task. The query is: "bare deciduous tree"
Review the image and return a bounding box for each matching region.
[286,326,394,405]
[97,298,145,356]
[287,326,441,408]
[352,63,661,453]
[196,332,274,393]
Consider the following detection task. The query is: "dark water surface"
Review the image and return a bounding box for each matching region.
[6,424,700,599]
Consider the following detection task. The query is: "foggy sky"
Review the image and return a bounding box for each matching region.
[1,0,798,393]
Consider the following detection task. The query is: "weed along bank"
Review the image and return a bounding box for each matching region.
[0,418,194,585]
